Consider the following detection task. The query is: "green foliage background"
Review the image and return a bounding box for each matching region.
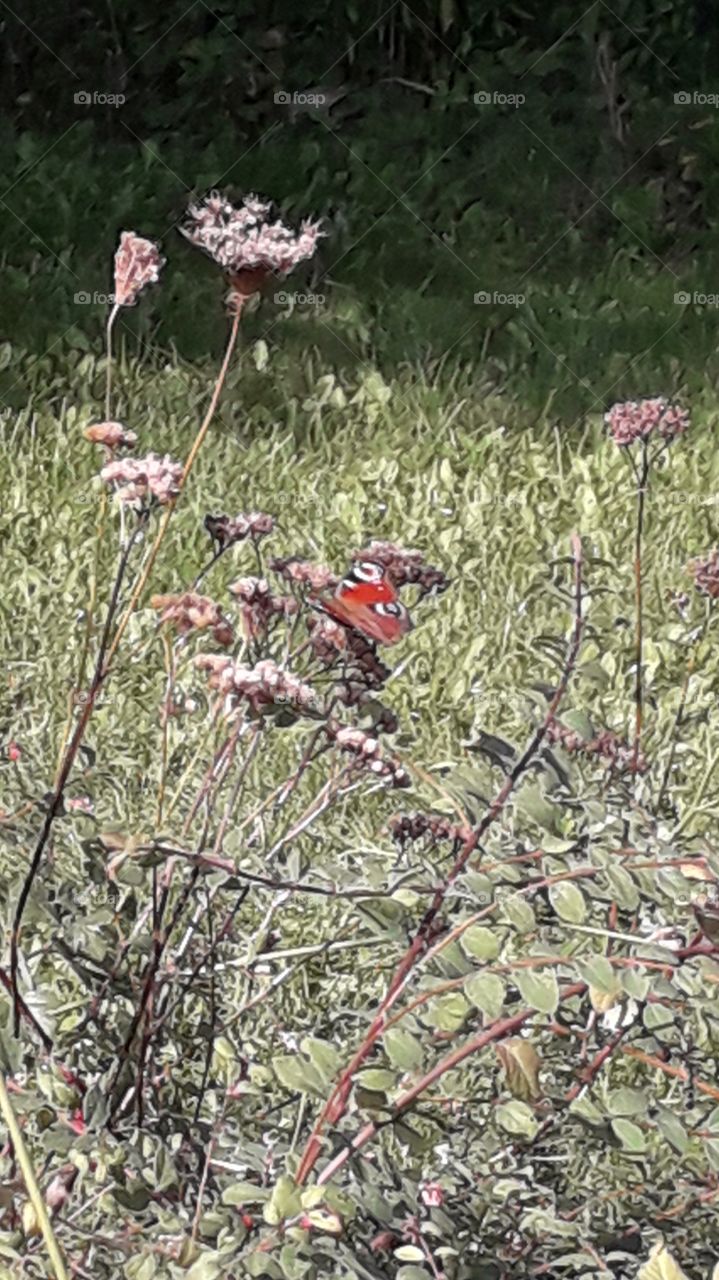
[2,3,719,1277]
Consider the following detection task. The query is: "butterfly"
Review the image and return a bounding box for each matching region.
[313,560,413,647]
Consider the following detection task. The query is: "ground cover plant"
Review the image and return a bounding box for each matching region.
[1,189,719,1280]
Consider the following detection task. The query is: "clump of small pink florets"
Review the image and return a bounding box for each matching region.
[547,719,648,775]
[352,540,448,594]
[84,421,137,450]
[180,191,323,300]
[113,232,164,307]
[205,512,275,552]
[328,725,409,788]
[687,548,719,599]
[100,453,183,506]
[151,592,234,647]
[270,556,339,593]
[605,397,689,447]
[195,655,321,719]
[229,576,297,640]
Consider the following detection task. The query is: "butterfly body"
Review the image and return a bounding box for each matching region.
[314,560,412,647]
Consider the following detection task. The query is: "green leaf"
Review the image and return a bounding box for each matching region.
[655,1106,689,1154]
[263,1175,301,1226]
[301,1037,341,1084]
[222,1182,270,1205]
[607,1088,647,1116]
[495,1100,539,1138]
[461,925,500,961]
[502,894,536,934]
[394,1245,425,1262]
[465,972,506,1019]
[273,1055,325,1096]
[383,1027,424,1071]
[357,1069,396,1091]
[548,881,586,924]
[425,993,470,1032]
[124,1256,157,1280]
[605,865,640,910]
[578,955,619,994]
[611,1118,647,1152]
[515,968,559,1014]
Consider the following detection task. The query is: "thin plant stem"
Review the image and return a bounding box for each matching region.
[632,440,650,777]
[11,512,148,1035]
[105,303,119,420]
[0,1071,70,1279]
[104,304,242,670]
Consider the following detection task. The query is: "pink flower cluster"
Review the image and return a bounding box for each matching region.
[605,397,689,447]
[229,576,297,639]
[84,421,137,450]
[181,191,323,278]
[205,511,275,552]
[547,720,648,775]
[328,725,410,787]
[113,232,164,307]
[687,548,719,599]
[270,556,339,593]
[352,540,448,594]
[195,655,321,718]
[100,453,184,506]
[150,592,234,646]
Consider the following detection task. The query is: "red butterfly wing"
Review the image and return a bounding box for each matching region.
[315,561,412,646]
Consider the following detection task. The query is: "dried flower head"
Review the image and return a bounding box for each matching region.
[270,556,338,593]
[205,511,275,553]
[151,591,234,646]
[352,540,448,594]
[100,453,183,506]
[229,576,297,640]
[687,548,719,599]
[387,813,471,846]
[547,719,648,775]
[113,232,164,307]
[84,421,137,450]
[605,397,689,447]
[328,723,410,788]
[195,655,320,718]
[180,190,323,301]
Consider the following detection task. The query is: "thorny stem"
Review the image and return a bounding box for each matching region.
[295,533,585,1184]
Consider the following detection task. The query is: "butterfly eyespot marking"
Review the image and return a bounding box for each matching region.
[373,601,402,617]
[351,561,385,584]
